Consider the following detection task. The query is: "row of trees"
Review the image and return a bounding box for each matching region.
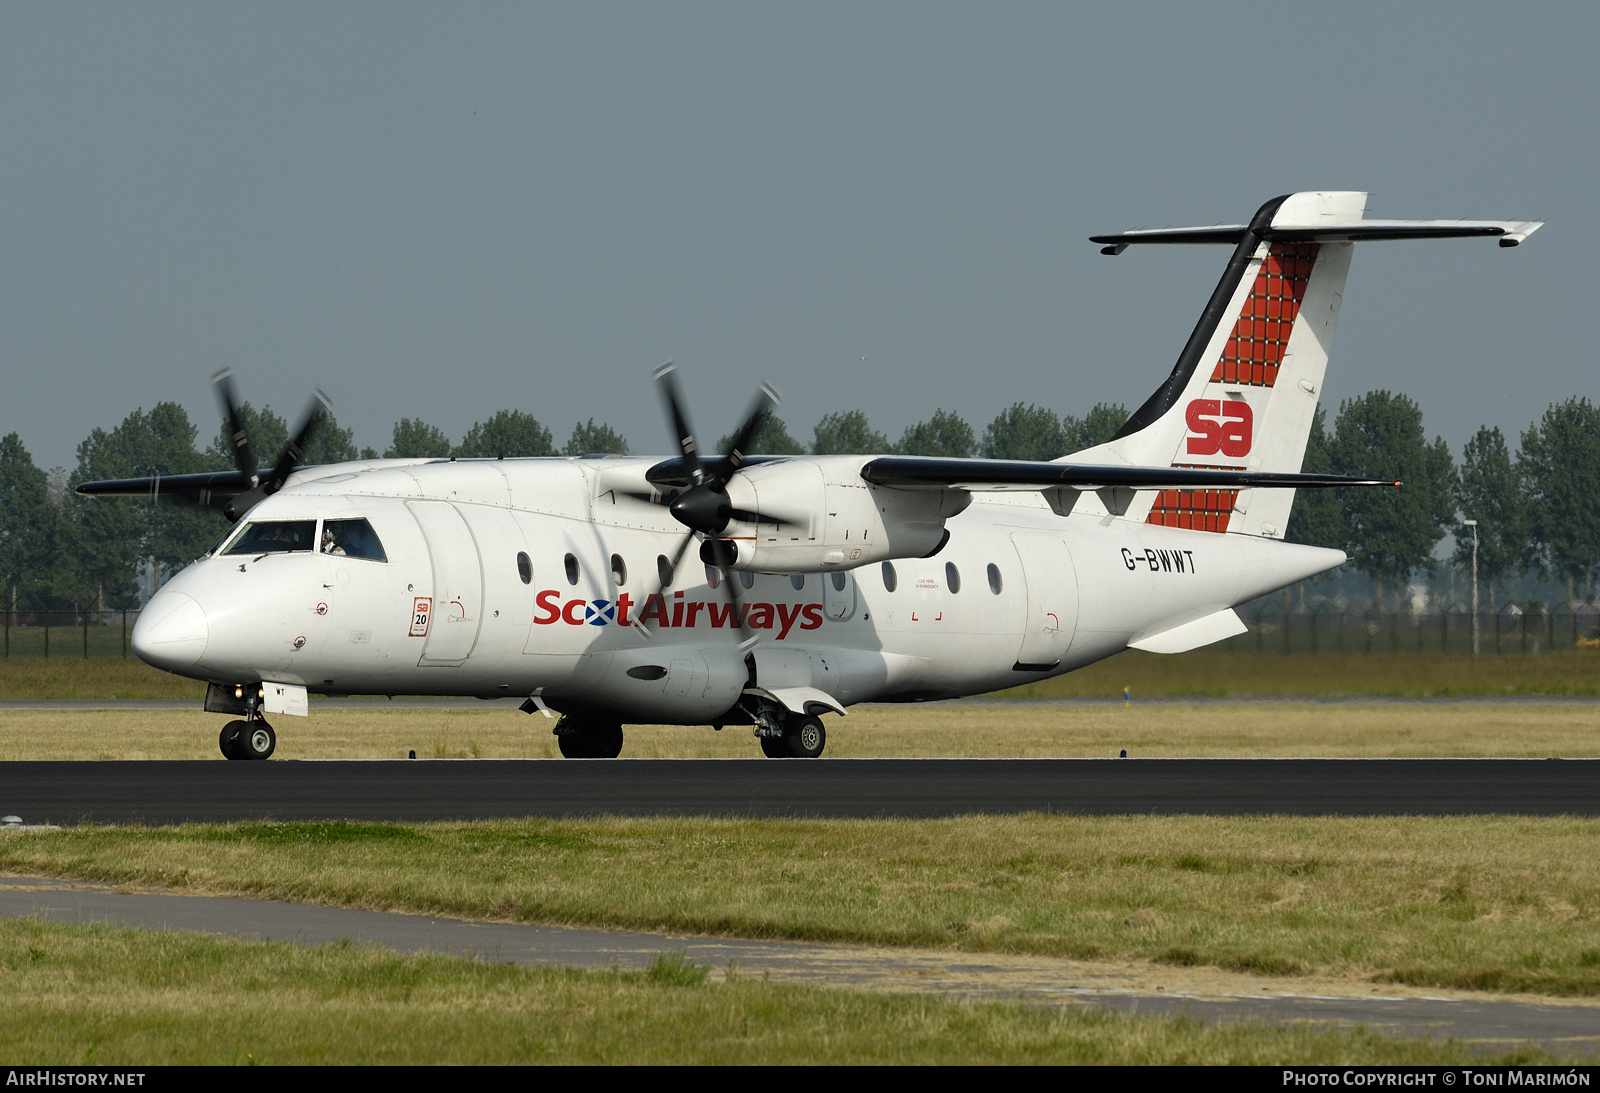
[1,392,1596,617]
[1288,394,1600,611]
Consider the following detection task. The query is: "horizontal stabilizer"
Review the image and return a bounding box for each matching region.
[1128,608,1247,654]
[1092,192,1543,253]
[858,456,1393,493]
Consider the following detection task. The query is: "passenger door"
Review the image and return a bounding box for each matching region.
[823,569,858,622]
[407,501,484,667]
[1009,531,1079,668]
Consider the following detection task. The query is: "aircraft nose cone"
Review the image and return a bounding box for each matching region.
[131,591,209,669]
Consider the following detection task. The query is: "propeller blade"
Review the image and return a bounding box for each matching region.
[725,507,797,530]
[621,489,792,533]
[266,388,332,490]
[634,528,698,636]
[210,368,258,483]
[719,563,757,647]
[653,362,703,486]
[713,382,779,483]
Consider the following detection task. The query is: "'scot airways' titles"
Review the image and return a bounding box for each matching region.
[533,590,825,640]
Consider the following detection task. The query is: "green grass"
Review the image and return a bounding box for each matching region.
[0,659,203,700]
[0,915,1556,1064]
[6,815,1600,998]
[3,651,1597,700]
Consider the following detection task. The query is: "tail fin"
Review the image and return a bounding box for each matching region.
[1064,191,1542,537]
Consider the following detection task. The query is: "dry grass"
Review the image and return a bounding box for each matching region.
[1,699,1597,760]
[1003,651,1600,698]
[5,815,1600,998]
[0,916,1538,1065]
[3,651,1598,702]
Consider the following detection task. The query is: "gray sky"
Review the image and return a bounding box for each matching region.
[2,2,1594,472]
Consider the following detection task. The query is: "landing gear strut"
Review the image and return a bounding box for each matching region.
[554,717,624,759]
[758,714,826,759]
[219,718,275,760]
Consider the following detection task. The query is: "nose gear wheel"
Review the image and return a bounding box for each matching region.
[219,718,275,760]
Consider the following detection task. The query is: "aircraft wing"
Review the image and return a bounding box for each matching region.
[858,456,1393,492]
[75,470,254,505]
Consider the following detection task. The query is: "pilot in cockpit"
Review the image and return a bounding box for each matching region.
[321,524,346,556]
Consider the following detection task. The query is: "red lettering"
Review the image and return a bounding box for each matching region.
[800,603,824,630]
[1185,398,1223,456]
[1186,397,1252,459]
[747,603,775,629]
[706,601,741,628]
[616,592,634,626]
[1219,400,1252,458]
[685,601,705,627]
[776,603,803,640]
[534,590,562,625]
[637,594,670,627]
[561,599,587,625]
[672,590,684,628]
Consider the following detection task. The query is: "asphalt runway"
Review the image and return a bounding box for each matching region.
[3,875,1595,1055]
[1,757,1597,825]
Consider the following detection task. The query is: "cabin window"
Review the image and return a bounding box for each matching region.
[611,554,628,586]
[881,561,897,592]
[705,566,721,589]
[987,563,1003,595]
[224,520,317,556]
[790,574,805,591]
[320,518,388,562]
[517,552,532,585]
[738,571,754,590]
[945,562,962,594]
[831,572,847,592]
[564,553,579,586]
[656,554,674,588]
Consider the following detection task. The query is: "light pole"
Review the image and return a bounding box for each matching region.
[1463,520,1479,655]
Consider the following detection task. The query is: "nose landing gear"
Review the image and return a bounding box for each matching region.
[219,718,276,760]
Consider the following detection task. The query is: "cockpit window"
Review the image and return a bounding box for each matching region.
[224,520,317,555]
[321,518,388,562]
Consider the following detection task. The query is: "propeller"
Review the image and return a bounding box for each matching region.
[212,368,259,487]
[211,369,332,522]
[631,363,786,646]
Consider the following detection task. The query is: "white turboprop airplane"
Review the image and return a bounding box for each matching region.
[80,192,1541,761]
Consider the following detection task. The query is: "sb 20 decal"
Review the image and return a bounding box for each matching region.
[409,597,432,637]
[1185,398,1252,458]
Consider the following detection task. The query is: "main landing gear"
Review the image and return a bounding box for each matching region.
[554,717,624,759]
[219,718,276,761]
[758,714,826,759]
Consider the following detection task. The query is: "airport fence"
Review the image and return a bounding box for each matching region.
[1,605,143,660]
[1217,602,1600,655]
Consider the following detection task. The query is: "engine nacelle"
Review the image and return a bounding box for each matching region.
[716,456,970,572]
